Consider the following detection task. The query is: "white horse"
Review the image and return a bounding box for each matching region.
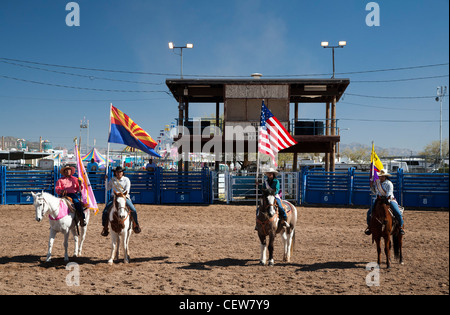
[108,193,132,265]
[32,192,90,262]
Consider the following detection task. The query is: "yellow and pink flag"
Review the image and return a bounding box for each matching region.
[370,142,384,183]
[75,143,99,215]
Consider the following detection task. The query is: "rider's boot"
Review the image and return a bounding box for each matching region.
[364,226,371,235]
[101,224,109,237]
[133,224,141,234]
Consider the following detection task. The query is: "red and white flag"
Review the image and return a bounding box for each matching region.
[258,101,297,166]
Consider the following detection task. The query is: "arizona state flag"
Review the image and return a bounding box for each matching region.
[108,105,161,158]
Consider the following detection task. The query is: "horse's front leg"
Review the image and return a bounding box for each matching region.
[46,229,57,262]
[268,234,275,266]
[258,234,267,266]
[375,237,381,266]
[281,231,288,262]
[71,228,79,257]
[63,232,70,262]
[122,232,129,264]
[78,225,88,257]
[108,233,118,265]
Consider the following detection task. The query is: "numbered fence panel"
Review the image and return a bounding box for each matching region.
[3,168,57,204]
[402,173,449,208]
[160,170,211,204]
[127,171,159,204]
[303,170,351,205]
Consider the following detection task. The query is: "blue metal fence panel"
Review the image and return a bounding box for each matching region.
[303,169,352,205]
[127,170,159,204]
[0,166,6,205]
[402,173,449,208]
[160,170,211,204]
[4,169,56,204]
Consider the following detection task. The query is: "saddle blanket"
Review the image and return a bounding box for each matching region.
[49,200,70,221]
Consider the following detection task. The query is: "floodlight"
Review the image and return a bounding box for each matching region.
[186,43,194,49]
[339,41,347,47]
[321,41,329,47]
[168,42,174,49]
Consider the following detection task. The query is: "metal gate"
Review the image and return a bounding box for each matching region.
[2,166,58,204]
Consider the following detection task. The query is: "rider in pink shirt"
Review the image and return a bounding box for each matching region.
[55,166,85,226]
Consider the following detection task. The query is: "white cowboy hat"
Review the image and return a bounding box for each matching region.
[264,168,279,176]
[377,169,392,177]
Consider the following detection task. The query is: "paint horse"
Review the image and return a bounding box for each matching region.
[369,195,404,268]
[32,191,89,262]
[256,189,298,266]
[108,192,132,264]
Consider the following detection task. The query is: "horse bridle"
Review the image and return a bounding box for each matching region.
[36,194,49,219]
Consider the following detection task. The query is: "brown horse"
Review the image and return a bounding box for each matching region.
[256,189,298,266]
[369,196,404,268]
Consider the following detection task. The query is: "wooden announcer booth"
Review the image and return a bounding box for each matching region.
[166,77,350,171]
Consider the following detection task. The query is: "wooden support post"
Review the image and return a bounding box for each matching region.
[293,102,298,172]
[331,97,337,171]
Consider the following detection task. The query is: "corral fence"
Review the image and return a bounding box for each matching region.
[0,166,448,209]
[0,166,212,205]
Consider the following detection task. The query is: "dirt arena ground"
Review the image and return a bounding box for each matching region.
[0,203,448,295]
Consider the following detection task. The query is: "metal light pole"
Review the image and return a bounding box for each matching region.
[169,42,194,79]
[436,86,447,169]
[321,41,347,79]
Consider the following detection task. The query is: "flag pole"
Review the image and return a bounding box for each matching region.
[255,98,265,211]
[256,149,261,210]
[105,103,113,203]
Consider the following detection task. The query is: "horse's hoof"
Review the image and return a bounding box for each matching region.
[259,261,266,266]
[268,260,275,266]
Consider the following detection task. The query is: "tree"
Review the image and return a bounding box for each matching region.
[419,138,449,164]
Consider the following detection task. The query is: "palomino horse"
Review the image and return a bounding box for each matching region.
[32,192,89,262]
[108,192,132,265]
[256,189,298,266]
[369,196,404,268]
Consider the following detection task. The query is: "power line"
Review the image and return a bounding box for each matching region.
[345,93,438,99]
[0,74,169,93]
[0,60,165,85]
[351,74,449,83]
[339,118,449,123]
[340,101,449,112]
[0,56,448,78]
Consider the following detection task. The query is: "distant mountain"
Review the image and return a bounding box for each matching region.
[340,142,419,158]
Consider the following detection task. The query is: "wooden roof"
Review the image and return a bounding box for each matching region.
[166,78,350,103]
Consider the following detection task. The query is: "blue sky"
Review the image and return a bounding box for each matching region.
[0,0,448,153]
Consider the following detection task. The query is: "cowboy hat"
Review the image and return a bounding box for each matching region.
[264,168,279,176]
[60,165,76,175]
[377,169,392,177]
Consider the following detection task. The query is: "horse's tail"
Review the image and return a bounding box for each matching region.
[290,228,296,256]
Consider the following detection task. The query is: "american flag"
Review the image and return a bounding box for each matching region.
[258,101,297,166]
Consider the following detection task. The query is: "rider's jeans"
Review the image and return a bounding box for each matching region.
[65,193,85,220]
[275,198,288,221]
